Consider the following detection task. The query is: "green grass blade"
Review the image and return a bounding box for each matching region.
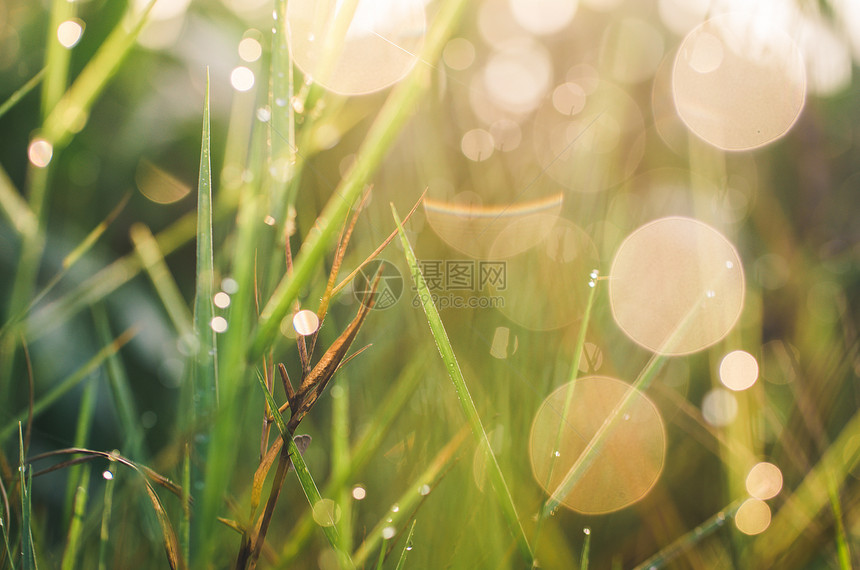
[0,68,44,121]
[391,204,533,565]
[60,464,90,570]
[97,469,116,570]
[19,425,37,570]
[579,528,591,570]
[192,67,218,417]
[352,428,467,568]
[0,163,38,238]
[279,354,428,563]
[41,0,75,118]
[62,369,97,521]
[254,373,352,565]
[393,520,417,570]
[0,328,136,443]
[251,0,471,357]
[0,507,14,570]
[130,223,193,339]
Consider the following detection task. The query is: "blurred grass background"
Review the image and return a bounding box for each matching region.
[0,0,858,568]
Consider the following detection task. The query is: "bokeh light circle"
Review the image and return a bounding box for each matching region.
[719,350,759,391]
[609,217,745,355]
[529,376,665,514]
[293,309,320,336]
[672,15,806,151]
[286,0,425,96]
[746,462,782,500]
[735,498,771,535]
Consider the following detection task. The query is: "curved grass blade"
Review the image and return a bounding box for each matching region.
[19,425,37,570]
[394,520,417,570]
[391,204,533,565]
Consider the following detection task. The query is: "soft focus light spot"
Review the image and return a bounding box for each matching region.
[688,32,723,73]
[135,0,192,21]
[231,66,255,91]
[552,82,587,116]
[419,484,431,496]
[256,107,271,122]
[312,499,341,527]
[352,485,367,500]
[238,36,262,62]
[490,326,518,359]
[460,128,495,162]
[382,526,396,540]
[581,0,623,10]
[443,37,476,70]
[508,0,577,36]
[135,159,191,204]
[746,462,782,500]
[222,278,239,294]
[534,80,645,193]
[530,376,665,514]
[483,40,552,114]
[609,217,745,355]
[102,470,114,481]
[293,310,320,336]
[213,292,231,309]
[210,316,228,333]
[286,0,426,95]
[658,0,711,36]
[141,410,158,429]
[720,350,759,391]
[28,138,53,168]
[263,215,276,226]
[735,498,771,535]
[702,388,738,427]
[673,15,806,150]
[489,119,522,151]
[57,19,83,48]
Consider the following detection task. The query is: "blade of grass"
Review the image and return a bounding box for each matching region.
[579,528,591,570]
[352,427,468,568]
[62,368,97,521]
[97,469,116,570]
[189,69,218,566]
[632,501,741,570]
[251,0,471,357]
[60,463,90,570]
[42,0,75,118]
[0,68,44,121]
[0,164,38,238]
[253,373,352,567]
[130,223,193,339]
[19,425,36,570]
[391,204,533,565]
[278,353,429,563]
[0,327,137,443]
[394,520,417,570]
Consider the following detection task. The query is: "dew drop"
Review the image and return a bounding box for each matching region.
[291,97,305,113]
[102,470,114,481]
[583,527,591,535]
[382,526,396,540]
[275,98,287,107]
[623,413,631,421]
[705,289,716,298]
[553,450,561,457]
[391,504,400,513]
[419,484,431,496]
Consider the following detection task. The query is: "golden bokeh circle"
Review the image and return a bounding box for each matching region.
[286,0,425,96]
[735,498,771,535]
[672,15,806,151]
[609,217,745,355]
[529,376,665,514]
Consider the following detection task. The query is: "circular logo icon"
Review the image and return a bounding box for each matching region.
[353,260,403,310]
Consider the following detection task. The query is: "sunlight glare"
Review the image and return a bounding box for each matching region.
[719,350,759,391]
[735,498,771,535]
[746,462,782,500]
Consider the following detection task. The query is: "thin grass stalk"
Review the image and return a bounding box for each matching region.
[579,529,591,570]
[18,425,36,570]
[0,69,44,121]
[278,354,428,563]
[0,164,38,239]
[331,380,353,555]
[351,427,468,568]
[393,521,417,570]
[374,538,387,570]
[97,469,116,570]
[41,0,74,117]
[130,223,194,338]
[60,464,90,570]
[251,0,470,357]
[62,372,97,521]
[268,0,298,224]
[391,204,533,564]
[0,511,13,570]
